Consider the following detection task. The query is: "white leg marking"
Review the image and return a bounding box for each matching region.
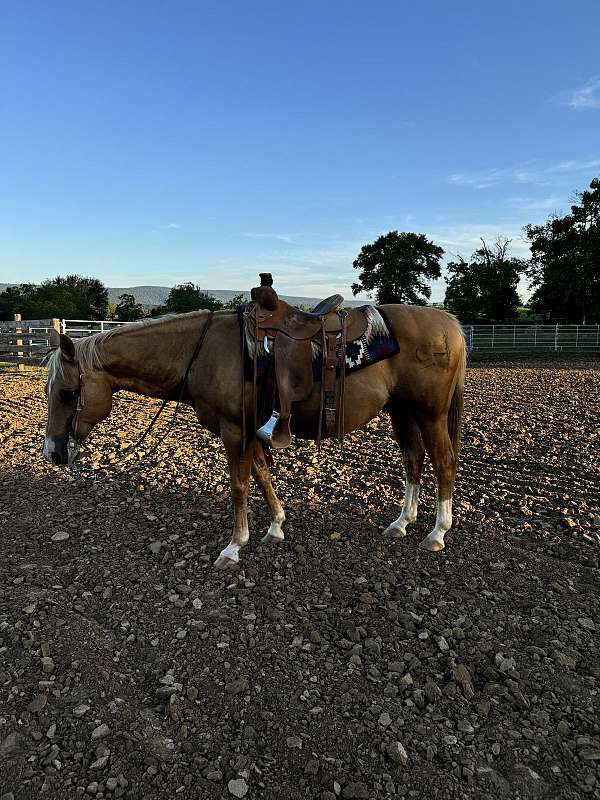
[214,540,242,569]
[214,522,250,568]
[384,482,420,538]
[261,511,286,544]
[42,437,56,460]
[419,498,452,552]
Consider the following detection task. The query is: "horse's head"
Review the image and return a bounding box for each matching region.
[42,331,113,465]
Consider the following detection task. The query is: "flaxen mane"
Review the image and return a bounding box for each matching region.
[48,310,218,380]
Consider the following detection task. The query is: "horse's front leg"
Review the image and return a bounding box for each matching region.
[214,425,255,569]
[252,441,286,544]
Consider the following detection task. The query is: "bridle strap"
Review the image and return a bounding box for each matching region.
[72,370,85,440]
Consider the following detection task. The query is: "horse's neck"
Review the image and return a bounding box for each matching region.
[100,319,199,397]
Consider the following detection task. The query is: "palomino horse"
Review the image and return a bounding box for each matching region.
[42,305,466,567]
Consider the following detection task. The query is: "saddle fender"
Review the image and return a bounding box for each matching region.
[272,334,315,449]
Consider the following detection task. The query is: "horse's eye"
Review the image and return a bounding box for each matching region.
[59,389,79,405]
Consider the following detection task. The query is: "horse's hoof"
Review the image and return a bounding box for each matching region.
[214,554,238,570]
[384,524,407,540]
[260,531,285,545]
[418,536,445,552]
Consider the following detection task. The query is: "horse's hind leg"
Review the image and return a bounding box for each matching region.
[383,409,425,539]
[417,414,456,552]
[215,425,255,569]
[252,442,286,544]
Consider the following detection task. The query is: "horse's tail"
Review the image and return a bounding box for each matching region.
[448,321,467,460]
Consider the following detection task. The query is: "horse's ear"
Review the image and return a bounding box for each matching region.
[59,333,76,361]
[49,329,60,349]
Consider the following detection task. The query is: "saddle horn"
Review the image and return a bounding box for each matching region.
[251,273,278,310]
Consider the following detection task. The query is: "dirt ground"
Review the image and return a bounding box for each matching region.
[1,360,599,800]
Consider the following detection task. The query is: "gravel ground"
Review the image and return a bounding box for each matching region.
[1,359,599,800]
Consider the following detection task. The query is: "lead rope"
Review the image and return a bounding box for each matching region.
[119,311,214,462]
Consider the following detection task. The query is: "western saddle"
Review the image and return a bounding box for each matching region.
[243,273,368,449]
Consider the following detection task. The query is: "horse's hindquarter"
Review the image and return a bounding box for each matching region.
[379,304,465,412]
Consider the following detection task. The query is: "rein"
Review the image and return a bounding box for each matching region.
[71,312,214,468]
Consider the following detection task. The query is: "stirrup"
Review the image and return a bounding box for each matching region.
[256,411,280,446]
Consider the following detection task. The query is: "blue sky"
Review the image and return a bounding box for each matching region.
[2,0,599,301]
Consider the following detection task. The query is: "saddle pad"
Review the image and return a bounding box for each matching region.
[241,305,399,381]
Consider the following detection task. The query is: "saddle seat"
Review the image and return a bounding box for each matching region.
[245,274,368,450]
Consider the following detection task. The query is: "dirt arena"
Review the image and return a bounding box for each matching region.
[1,359,599,800]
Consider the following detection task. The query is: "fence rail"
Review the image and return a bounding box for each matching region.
[61,319,127,338]
[0,316,60,370]
[2,316,600,370]
[463,324,600,353]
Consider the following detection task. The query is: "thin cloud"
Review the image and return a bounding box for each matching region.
[448,159,600,189]
[241,232,298,244]
[509,195,565,213]
[557,77,600,110]
[153,222,182,231]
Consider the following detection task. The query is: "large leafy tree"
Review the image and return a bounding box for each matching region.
[525,178,600,323]
[444,238,524,323]
[0,275,109,320]
[351,231,444,305]
[162,283,223,314]
[115,293,146,321]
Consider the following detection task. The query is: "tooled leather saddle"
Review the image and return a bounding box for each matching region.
[243,273,368,449]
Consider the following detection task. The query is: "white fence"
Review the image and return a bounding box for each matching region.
[44,319,600,354]
[63,319,600,354]
[463,324,600,353]
[3,318,600,369]
[61,319,127,338]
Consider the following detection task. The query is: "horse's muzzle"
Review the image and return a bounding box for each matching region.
[42,433,79,466]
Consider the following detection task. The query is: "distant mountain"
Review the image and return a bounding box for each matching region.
[107,286,369,309]
[0,283,369,310]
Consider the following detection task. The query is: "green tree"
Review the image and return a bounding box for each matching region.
[525,178,600,323]
[351,231,444,305]
[115,293,146,321]
[0,275,109,320]
[444,238,524,323]
[0,285,34,320]
[162,283,223,314]
[221,293,246,310]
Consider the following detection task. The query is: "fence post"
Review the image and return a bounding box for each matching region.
[14,313,24,371]
[61,319,66,334]
[554,323,559,352]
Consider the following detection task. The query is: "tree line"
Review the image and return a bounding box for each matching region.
[0,279,244,322]
[1,178,598,325]
[352,178,599,324]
